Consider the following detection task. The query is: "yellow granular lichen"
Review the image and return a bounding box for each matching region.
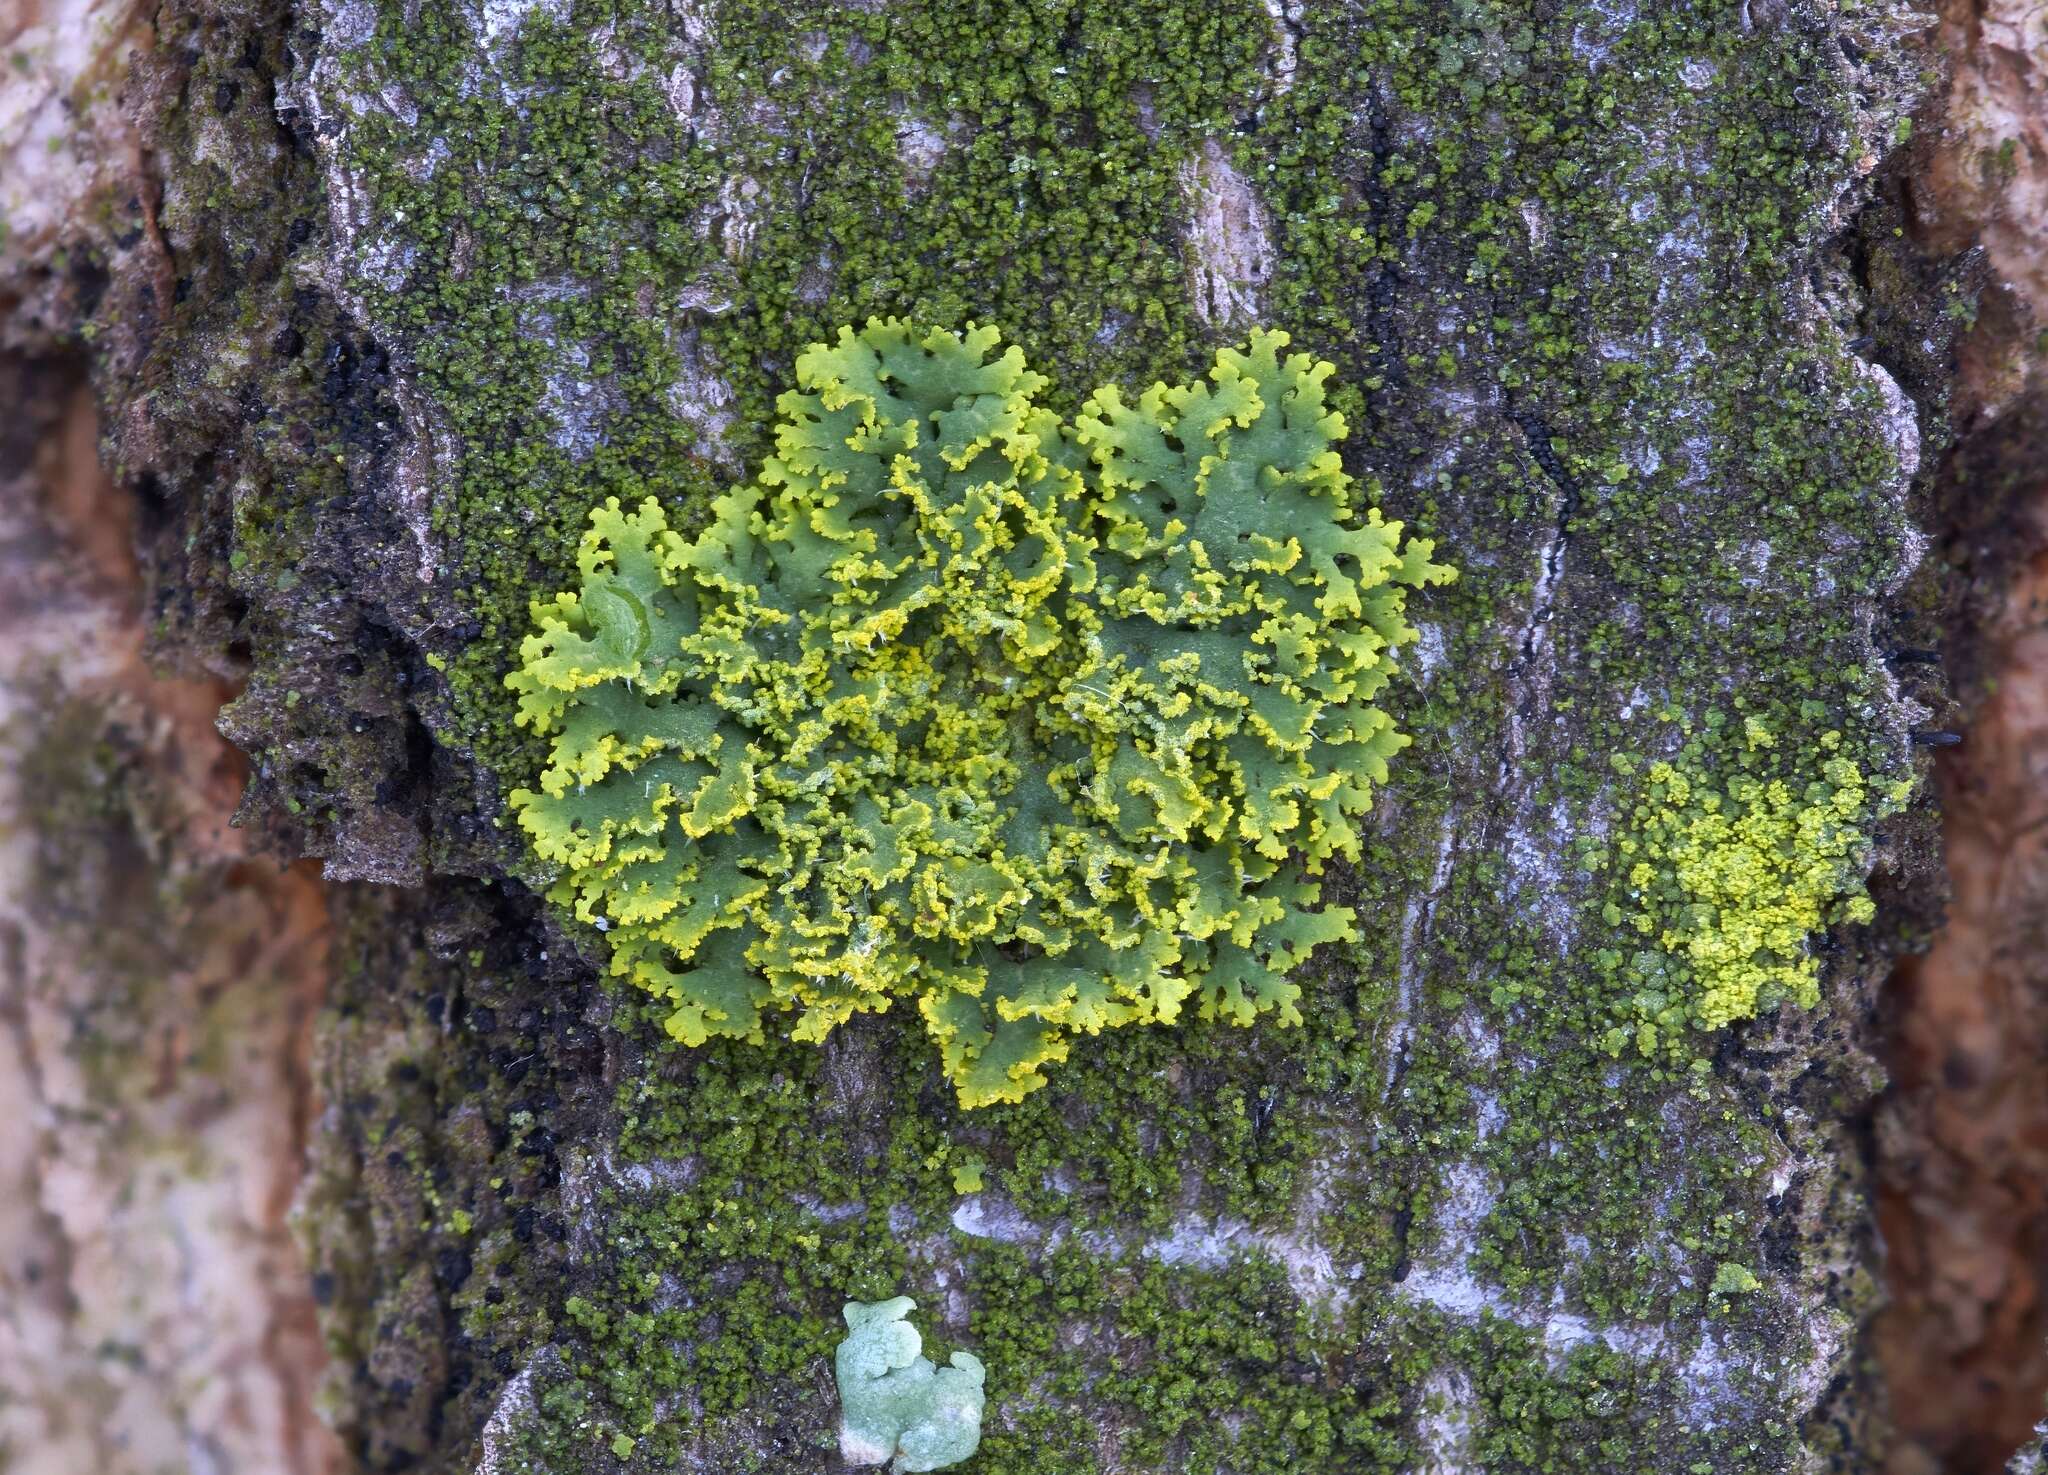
[1616,724,1885,1043]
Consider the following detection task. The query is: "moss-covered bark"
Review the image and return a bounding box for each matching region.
[61,0,1973,1468]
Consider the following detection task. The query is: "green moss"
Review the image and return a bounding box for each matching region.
[1711,1262,1762,1297]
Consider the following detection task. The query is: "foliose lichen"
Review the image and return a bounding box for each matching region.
[507,319,1452,1106]
[835,1296,986,1472]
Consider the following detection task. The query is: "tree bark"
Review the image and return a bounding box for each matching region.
[1,0,2010,1469]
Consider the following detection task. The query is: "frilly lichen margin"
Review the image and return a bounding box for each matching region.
[506,319,1452,1107]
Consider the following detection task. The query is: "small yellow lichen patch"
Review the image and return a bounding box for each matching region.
[1616,725,1888,1042]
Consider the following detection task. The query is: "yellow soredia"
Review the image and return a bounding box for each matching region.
[505,320,1453,1107]
[1615,724,1888,1046]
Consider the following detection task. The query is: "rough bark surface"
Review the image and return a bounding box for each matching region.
[2,0,2023,1469]
[1868,0,2048,1459]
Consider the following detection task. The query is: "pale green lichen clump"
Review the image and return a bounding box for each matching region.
[507,320,1452,1106]
[835,1297,986,1472]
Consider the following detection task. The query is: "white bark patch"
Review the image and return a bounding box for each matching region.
[894,117,954,191]
[1179,138,1274,329]
[1414,1370,1477,1473]
[1261,0,1303,92]
[661,63,697,128]
[1388,812,1459,1073]
[475,1365,539,1475]
[1857,356,1921,489]
[951,1188,1363,1312]
[477,0,570,53]
[288,0,445,582]
[714,176,763,262]
[839,1428,894,1466]
[536,336,620,459]
[1410,621,1448,678]
[949,1195,1043,1245]
[666,325,741,466]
